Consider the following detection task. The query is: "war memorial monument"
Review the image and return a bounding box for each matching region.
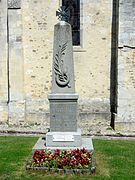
[33,6,94,154]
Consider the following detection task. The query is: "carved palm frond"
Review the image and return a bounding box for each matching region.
[61,42,68,55]
[54,42,70,87]
[54,42,67,77]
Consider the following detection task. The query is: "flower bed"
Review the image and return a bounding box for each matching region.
[26,148,96,174]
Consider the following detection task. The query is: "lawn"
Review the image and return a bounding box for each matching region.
[0,136,135,180]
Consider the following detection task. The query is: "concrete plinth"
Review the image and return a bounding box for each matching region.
[32,136,94,154]
[46,129,81,147]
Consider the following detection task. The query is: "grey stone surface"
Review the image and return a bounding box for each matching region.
[8,9,24,101]
[8,101,25,126]
[48,93,79,100]
[46,130,81,147]
[51,21,75,93]
[116,0,135,132]
[32,137,94,154]
[45,16,86,149]
[49,94,78,132]
[0,0,8,102]
[0,102,8,124]
[119,0,135,47]
[48,20,79,133]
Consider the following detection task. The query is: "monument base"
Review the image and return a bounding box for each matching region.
[46,129,82,147]
[32,136,94,154]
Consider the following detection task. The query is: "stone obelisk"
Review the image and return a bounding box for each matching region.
[33,7,93,152]
[46,6,81,148]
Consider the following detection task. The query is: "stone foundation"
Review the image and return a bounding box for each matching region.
[0,98,113,135]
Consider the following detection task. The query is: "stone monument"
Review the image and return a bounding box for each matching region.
[33,6,93,152]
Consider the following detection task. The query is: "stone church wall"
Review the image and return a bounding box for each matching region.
[1,0,134,135]
[0,0,8,125]
[116,0,135,133]
[20,0,112,134]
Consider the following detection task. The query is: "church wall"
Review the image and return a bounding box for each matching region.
[19,0,112,134]
[0,0,8,125]
[116,0,135,133]
[0,1,134,134]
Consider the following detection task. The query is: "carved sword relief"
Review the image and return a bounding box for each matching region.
[54,42,71,88]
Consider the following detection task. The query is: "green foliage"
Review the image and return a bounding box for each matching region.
[0,136,135,180]
[32,148,92,169]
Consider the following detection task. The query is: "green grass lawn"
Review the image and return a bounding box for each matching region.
[0,136,135,180]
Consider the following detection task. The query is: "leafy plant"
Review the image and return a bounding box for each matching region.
[33,148,92,169]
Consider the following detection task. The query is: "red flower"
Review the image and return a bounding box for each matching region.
[32,148,92,169]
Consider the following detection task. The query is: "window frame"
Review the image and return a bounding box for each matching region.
[59,0,84,51]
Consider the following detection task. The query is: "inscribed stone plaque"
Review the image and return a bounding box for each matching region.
[46,131,82,147]
[8,0,21,9]
[53,134,74,142]
[50,101,77,132]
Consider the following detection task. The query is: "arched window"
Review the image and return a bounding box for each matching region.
[62,0,80,46]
